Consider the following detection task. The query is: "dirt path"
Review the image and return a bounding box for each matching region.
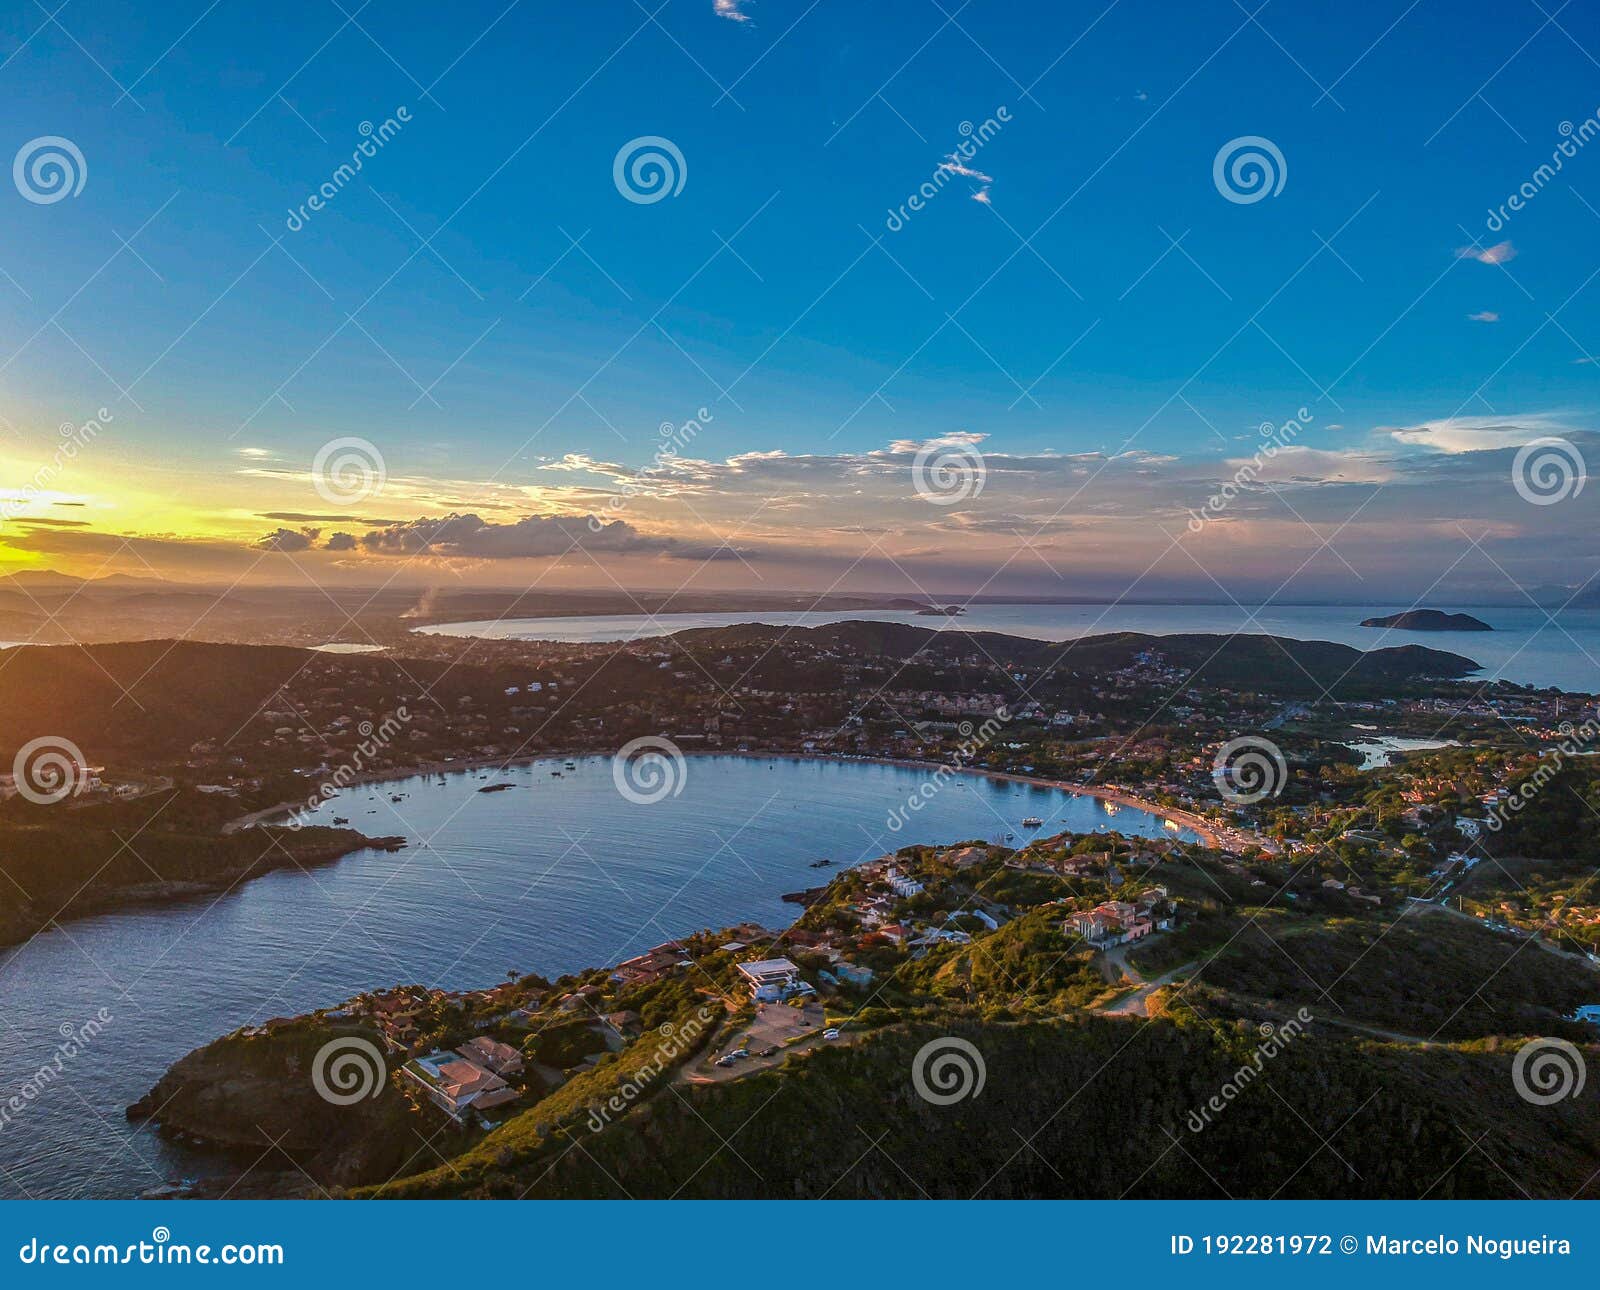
[1100,959,1197,1017]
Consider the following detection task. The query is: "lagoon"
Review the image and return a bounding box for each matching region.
[0,754,1191,1200]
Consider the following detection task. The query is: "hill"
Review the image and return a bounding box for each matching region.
[672,623,1482,694]
[368,1012,1600,1199]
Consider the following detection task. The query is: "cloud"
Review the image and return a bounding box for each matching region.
[1387,413,1575,454]
[714,0,751,20]
[348,512,750,562]
[1457,240,1516,265]
[254,526,319,552]
[21,414,1598,601]
[938,155,993,184]
[1467,310,1499,322]
[258,511,408,525]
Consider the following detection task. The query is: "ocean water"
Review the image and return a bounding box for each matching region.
[417,603,1600,692]
[0,755,1190,1200]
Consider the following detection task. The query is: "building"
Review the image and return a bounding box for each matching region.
[885,868,924,898]
[402,1050,519,1122]
[455,1035,524,1076]
[735,957,814,1002]
[1067,894,1172,947]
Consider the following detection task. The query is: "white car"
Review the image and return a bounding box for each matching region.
[822,1027,840,1040]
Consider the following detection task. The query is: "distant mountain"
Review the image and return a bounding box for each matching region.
[0,570,87,590]
[1360,610,1494,632]
[671,621,1482,694]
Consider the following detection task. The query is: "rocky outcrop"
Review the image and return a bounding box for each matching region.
[127,1024,425,1191]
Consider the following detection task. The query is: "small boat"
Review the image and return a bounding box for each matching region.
[1021,816,1043,828]
[551,771,562,778]
[390,795,404,803]
[332,816,349,825]
[478,782,515,794]
[564,760,576,769]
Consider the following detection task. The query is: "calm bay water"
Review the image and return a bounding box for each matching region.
[0,755,1190,1200]
[418,603,1600,692]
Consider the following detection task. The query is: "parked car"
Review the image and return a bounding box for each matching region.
[822,1028,840,1040]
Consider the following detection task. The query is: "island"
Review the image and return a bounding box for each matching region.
[1360,610,1494,632]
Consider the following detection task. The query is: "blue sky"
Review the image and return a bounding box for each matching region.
[1,0,1598,597]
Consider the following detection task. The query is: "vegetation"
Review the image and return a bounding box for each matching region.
[367,1012,1600,1199]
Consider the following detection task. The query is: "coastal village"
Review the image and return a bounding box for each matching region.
[9,621,1598,1196]
[30,626,1595,957]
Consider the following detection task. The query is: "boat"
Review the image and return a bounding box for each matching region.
[332,816,349,825]
[1021,816,1043,828]
[551,771,562,777]
[477,783,515,794]
[564,760,576,769]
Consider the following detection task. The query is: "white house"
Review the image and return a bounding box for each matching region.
[736,958,814,1002]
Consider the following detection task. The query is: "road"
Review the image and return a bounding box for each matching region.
[1410,897,1600,971]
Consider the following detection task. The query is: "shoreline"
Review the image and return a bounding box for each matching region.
[227,748,1221,847]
